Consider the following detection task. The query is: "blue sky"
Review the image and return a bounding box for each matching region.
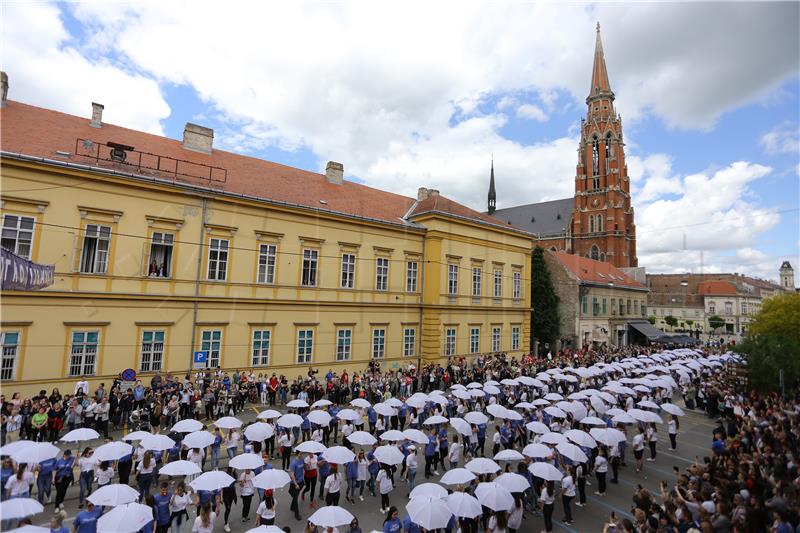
[2,1,798,282]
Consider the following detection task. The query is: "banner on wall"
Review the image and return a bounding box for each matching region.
[1,248,55,291]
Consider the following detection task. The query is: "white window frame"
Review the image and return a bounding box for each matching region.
[512,271,521,300]
[207,238,229,281]
[469,327,480,354]
[340,253,356,289]
[301,249,319,287]
[406,260,418,292]
[445,328,457,357]
[1,331,20,381]
[257,244,277,284]
[492,326,501,352]
[80,224,112,274]
[448,264,459,295]
[252,330,271,366]
[148,232,173,278]
[336,328,352,361]
[69,331,98,376]
[200,329,222,368]
[375,257,389,291]
[1,214,35,259]
[297,329,313,363]
[511,326,520,351]
[140,330,165,372]
[472,267,482,297]
[372,328,386,359]
[493,269,502,299]
[403,328,416,357]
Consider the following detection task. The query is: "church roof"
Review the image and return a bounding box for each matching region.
[491,198,573,236]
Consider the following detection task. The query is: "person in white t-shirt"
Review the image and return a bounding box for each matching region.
[169,482,191,533]
[255,491,277,525]
[95,461,114,488]
[376,464,393,513]
[448,435,462,469]
[668,416,679,451]
[192,503,216,533]
[540,480,556,533]
[239,469,255,523]
[633,427,645,473]
[323,465,342,506]
[593,448,608,496]
[560,466,576,525]
[4,465,34,498]
[508,493,523,533]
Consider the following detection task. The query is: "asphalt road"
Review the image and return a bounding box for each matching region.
[16,400,719,533]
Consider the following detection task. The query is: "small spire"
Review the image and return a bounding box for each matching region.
[488,157,497,215]
[596,21,600,32]
[589,22,613,99]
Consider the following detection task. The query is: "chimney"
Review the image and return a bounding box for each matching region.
[325,161,343,185]
[417,187,429,201]
[0,71,8,108]
[182,123,214,154]
[90,102,104,128]
[429,189,440,197]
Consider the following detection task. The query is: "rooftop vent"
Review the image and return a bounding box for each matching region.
[90,102,104,128]
[182,123,214,154]
[325,161,343,185]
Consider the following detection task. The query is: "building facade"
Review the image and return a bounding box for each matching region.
[0,88,532,395]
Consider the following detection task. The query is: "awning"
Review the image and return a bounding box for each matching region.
[627,320,670,341]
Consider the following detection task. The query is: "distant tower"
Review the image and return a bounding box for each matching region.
[780,261,794,289]
[488,159,497,215]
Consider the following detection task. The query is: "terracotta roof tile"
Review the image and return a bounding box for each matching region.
[550,251,646,290]
[697,280,738,296]
[408,193,531,235]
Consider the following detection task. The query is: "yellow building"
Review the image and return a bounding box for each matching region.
[0,88,532,395]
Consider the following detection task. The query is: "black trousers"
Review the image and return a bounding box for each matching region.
[577,477,586,504]
[543,502,554,532]
[241,494,253,519]
[669,433,677,449]
[561,495,573,522]
[54,477,70,509]
[118,461,132,486]
[596,471,606,494]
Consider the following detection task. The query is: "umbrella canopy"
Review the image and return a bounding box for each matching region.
[347,431,377,446]
[611,413,638,425]
[579,416,607,427]
[171,419,204,433]
[256,409,282,420]
[276,414,303,428]
[495,472,531,493]
[350,398,371,409]
[405,396,427,409]
[544,406,567,419]
[440,468,476,486]
[245,527,286,533]
[475,482,514,511]
[494,449,525,462]
[446,491,483,518]
[422,415,448,426]
[661,403,685,416]
[0,498,44,519]
[229,453,264,470]
[253,469,292,490]
[406,497,453,530]
[402,429,429,445]
[88,483,139,507]
[453,389,472,401]
[159,460,202,477]
[97,503,153,533]
[322,446,355,464]
[286,399,309,409]
[516,376,537,387]
[589,428,627,446]
[385,398,403,408]
[544,393,563,401]
[627,409,662,424]
[564,429,597,448]
[449,418,472,436]
[311,399,332,409]
[60,428,100,442]
[191,470,235,491]
[464,411,489,425]
[539,432,567,445]
[295,441,327,454]
[0,440,33,456]
[183,430,216,449]
[469,389,485,399]
[308,506,354,528]
[6,526,48,533]
[465,458,501,475]
[483,385,501,395]
[121,430,151,442]
[11,442,60,464]
[214,416,243,429]
[522,443,552,459]
[94,441,133,463]
[141,434,175,451]
[556,442,589,463]
[336,409,362,422]
[486,404,508,418]
[466,382,482,389]
[373,445,405,466]
[409,482,448,499]
[638,400,660,410]
[504,410,523,422]
[379,430,406,442]
[373,403,397,417]
[307,411,332,426]
[528,462,563,481]
[525,421,549,434]
[244,422,275,442]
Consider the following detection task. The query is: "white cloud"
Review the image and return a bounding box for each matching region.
[760,121,800,155]
[628,153,683,203]
[516,104,548,122]
[1,3,170,134]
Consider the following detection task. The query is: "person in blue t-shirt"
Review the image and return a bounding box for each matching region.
[345,460,358,503]
[153,482,172,533]
[37,456,56,504]
[382,506,402,533]
[424,431,437,478]
[366,447,379,497]
[288,452,305,520]
[317,454,330,501]
[54,450,75,511]
[73,501,103,533]
[49,510,70,533]
[402,515,421,533]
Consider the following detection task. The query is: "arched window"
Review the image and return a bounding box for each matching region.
[589,215,594,233]
[600,253,606,262]
[591,137,599,177]
[590,245,600,261]
[597,215,603,233]
[605,133,612,159]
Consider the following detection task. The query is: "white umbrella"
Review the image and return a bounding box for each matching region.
[516,376,537,387]
[495,472,530,493]
[486,404,508,418]
[94,441,133,463]
[406,497,453,530]
[464,411,489,425]
[628,409,662,424]
[556,442,589,463]
[446,491,483,518]
[229,453,264,470]
[494,449,525,462]
[171,419,204,433]
[308,506,354,528]
[6,526,48,533]
[214,416,243,429]
[483,385,501,395]
[311,399,332,409]
[475,482,514,511]
[526,421,550,434]
[88,483,139,506]
[565,430,597,448]
[322,446,355,464]
[121,430,151,442]
[504,410,523,422]
[402,429,429,445]
[638,400,660,410]
[539,432,567,445]
[256,409,282,420]
[0,498,43,519]
[373,445,405,466]
[244,422,274,442]
[466,382,483,389]
[532,399,550,407]
[449,418,472,436]
[60,428,100,442]
[528,462,563,481]
[453,389,472,401]
[0,440,33,456]
[350,398,371,409]
[295,441,327,454]
[570,402,588,422]
[336,409,362,422]
[544,406,567,419]
[245,527,286,533]
[611,413,638,425]
[522,443,552,459]
[373,403,397,417]
[544,393,563,401]
[11,442,60,464]
[423,415,448,426]
[567,392,588,400]
[465,457,501,475]
[159,460,202,477]
[141,434,175,451]
[440,468,476,486]
[190,470,235,491]
[347,431,377,446]
[276,414,303,428]
[661,403,685,416]
[409,482,448,500]
[469,389,485,399]
[405,396,427,409]
[501,378,518,386]
[253,469,291,490]
[513,402,534,410]
[97,502,153,533]
[183,430,216,449]
[385,398,403,408]
[286,399,309,409]
[579,416,607,427]
[589,428,627,446]
[307,411,332,426]
[379,430,406,442]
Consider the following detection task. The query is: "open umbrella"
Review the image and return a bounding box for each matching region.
[183,430,216,449]
[544,393,563,401]
[409,482,448,499]
[0,440,33,456]
[141,434,175,451]
[276,414,303,428]
[257,409,282,420]
[287,399,309,409]
[347,431,377,447]
[544,406,567,419]
[245,527,286,533]
[253,469,291,490]
[522,443,552,459]
[486,404,508,419]
[539,432,567,445]
[336,409,361,422]
[611,413,637,425]
[579,416,607,427]
[11,442,60,464]
[307,411,332,426]
[6,526,48,533]
[449,418,472,436]
[244,422,274,442]
[638,400,660,410]
[97,503,153,533]
[405,396,427,409]
[661,403,685,416]
[295,441,327,454]
[453,389,472,401]
[385,398,403,408]
[229,453,264,470]
[402,429,429,445]
[94,441,133,463]
[379,430,405,442]
[556,442,589,463]
[495,472,530,493]
[159,460,202,477]
[423,415,448,426]
[589,428,627,446]
[494,449,525,462]
[120,431,151,442]
[465,458,501,475]
[446,491,483,518]
[0,498,43,519]
[308,506,354,528]
[525,421,550,434]
[406,497,453,530]
[464,412,489,425]
[350,398,371,409]
[475,482,514,511]
[483,385,501,395]
[528,462,563,481]
[60,428,100,442]
[214,416,243,429]
[373,403,397,417]
[564,429,597,448]
[440,468,476,486]
[190,470,235,491]
[88,483,139,507]
[311,399,332,409]
[373,445,405,466]
[466,382,482,389]
[171,419,204,433]
[322,446,355,464]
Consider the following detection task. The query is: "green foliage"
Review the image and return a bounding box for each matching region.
[647,316,657,325]
[664,315,678,328]
[531,246,560,347]
[685,320,694,327]
[708,315,725,330]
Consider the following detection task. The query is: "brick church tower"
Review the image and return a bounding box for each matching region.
[571,24,638,267]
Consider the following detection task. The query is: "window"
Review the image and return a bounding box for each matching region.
[140,330,164,372]
[200,330,222,368]
[448,264,459,295]
[591,138,599,177]
[724,302,733,315]
[1,215,34,259]
[470,327,480,354]
[445,328,456,357]
[634,301,639,316]
[626,299,632,315]
[619,300,625,315]
[336,329,352,361]
[297,329,313,363]
[375,258,389,291]
[69,331,98,376]
[581,295,588,314]
[511,326,520,351]
[372,329,385,359]
[590,245,600,261]
[512,271,521,299]
[340,253,356,289]
[406,260,418,292]
[605,134,611,159]
[301,249,318,287]
[257,244,277,284]
[146,232,173,278]
[709,304,716,314]
[641,304,647,317]
[493,270,503,299]
[80,224,111,274]
[252,330,271,366]
[492,327,501,352]
[602,298,607,315]
[611,298,616,315]
[207,238,229,281]
[1,332,19,381]
[597,215,603,233]
[592,297,599,316]
[741,302,748,315]
[403,328,416,357]
[589,216,594,233]
[471,267,482,297]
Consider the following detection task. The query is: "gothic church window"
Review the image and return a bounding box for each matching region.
[591,138,599,177]
[589,216,594,233]
[590,245,600,261]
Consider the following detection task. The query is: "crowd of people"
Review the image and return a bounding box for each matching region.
[1,344,798,533]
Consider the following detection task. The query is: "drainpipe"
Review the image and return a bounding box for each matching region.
[417,233,426,373]
[189,198,208,370]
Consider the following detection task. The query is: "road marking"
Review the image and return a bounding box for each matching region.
[586,494,634,519]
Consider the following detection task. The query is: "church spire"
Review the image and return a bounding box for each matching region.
[589,22,613,101]
[487,158,496,215]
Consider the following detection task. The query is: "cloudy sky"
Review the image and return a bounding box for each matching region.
[2,1,798,282]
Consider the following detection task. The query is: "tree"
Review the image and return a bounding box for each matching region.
[739,294,800,391]
[664,315,678,328]
[531,246,560,350]
[708,315,725,331]
[647,316,657,325]
[685,319,694,327]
